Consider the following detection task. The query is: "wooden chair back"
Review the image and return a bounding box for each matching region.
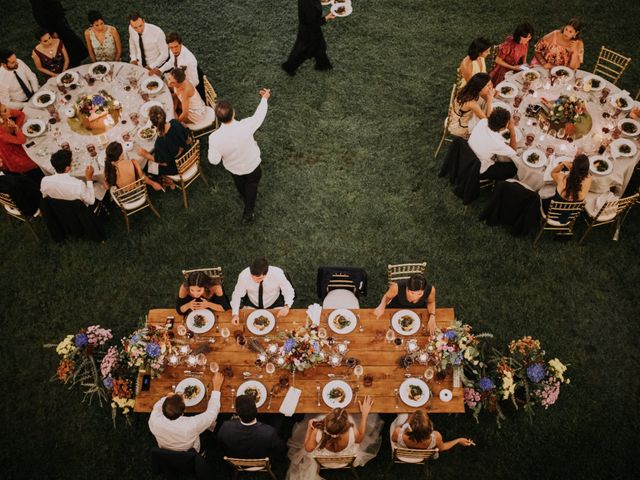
[111,178,160,232]
[387,262,427,283]
[175,141,201,177]
[0,191,40,240]
[580,193,639,243]
[592,46,631,84]
[182,267,224,282]
[203,75,218,108]
[533,200,584,247]
[392,446,439,464]
[434,82,458,158]
[223,456,276,479]
[313,454,358,478]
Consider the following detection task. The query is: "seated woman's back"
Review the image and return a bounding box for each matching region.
[315,426,355,454]
[113,158,139,189]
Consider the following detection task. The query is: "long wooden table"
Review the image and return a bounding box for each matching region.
[134,307,465,414]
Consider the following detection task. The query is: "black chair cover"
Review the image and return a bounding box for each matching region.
[480,180,541,236]
[151,448,212,480]
[316,266,368,300]
[0,173,42,217]
[40,198,105,242]
[439,136,485,204]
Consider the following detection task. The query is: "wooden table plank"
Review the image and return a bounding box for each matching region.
[134,307,465,414]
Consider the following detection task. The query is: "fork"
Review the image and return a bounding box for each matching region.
[394,388,399,409]
[316,382,322,407]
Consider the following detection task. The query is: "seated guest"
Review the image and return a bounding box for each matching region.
[177,271,230,315]
[157,32,199,87]
[468,107,518,180]
[0,49,39,109]
[0,102,42,180]
[457,38,491,88]
[167,67,215,130]
[448,72,494,139]
[374,273,437,335]
[217,394,284,459]
[40,149,95,206]
[286,396,382,480]
[533,18,584,70]
[84,10,122,62]
[0,171,42,217]
[128,12,169,69]
[490,23,534,85]
[104,141,162,191]
[391,411,474,452]
[137,106,191,188]
[543,154,591,223]
[31,28,69,77]
[149,372,224,453]
[230,258,295,325]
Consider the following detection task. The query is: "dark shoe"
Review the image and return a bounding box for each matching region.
[314,61,333,71]
[281,63,296,76]
[242,212,255,223]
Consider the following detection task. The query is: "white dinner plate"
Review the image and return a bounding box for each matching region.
[323,380,353,408]
[610,138,637,158]
[21,119,46,138]
[246,309,276,335]
[31,90,56,108]
[56,70,79,86]
[551,66,574,81]
[496,80,518,99]
[331,2,352,17]
[391,310,421,336]
[137,124,157,142]
[399,378,430,407]
[522,148,547,168]
[237,380,268,408]
[439,388,453,402]
[320,0,331,4]
[492,100,513,114]
[581,74,605,92]
[327,309,357,334]
[90,62,110,78]
[140,100,163,118]
[186,309,215,334]
[521,69,541,83]
[176,378,206,407]
[610,93,633,111]
[589,155,613,176]
[141,76,164,95]
[618,118,640,137]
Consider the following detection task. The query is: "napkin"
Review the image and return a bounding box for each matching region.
[279,386,301,417]
[306,303,322,326]
[147,161,159,175]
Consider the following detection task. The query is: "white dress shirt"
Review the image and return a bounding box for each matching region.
[468,118,517,174]
[128,23,169,69]
[40,173,95,206]
[208,98,268,175]
[231,266,295,315]
[0,60,39,109]
[148,391,221,452]
[160,44,199,86]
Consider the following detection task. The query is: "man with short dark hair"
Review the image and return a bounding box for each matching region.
[128,12,169,69]
[217,394,284,459]
[230,258,295,325]
[468,107,518,180]
[0,49,39,109]
[207,88,271,223]
[149,372,225,452]
[157,32,199,86]
[40,149,96,206]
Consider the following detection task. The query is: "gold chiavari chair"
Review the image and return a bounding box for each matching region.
[111,178,160,233]
[313,454,359,479]
[579,193,639,243]
[486,44,501,71]
[0,192,39,240]
[166,140,207,208]
[223,456,277,480]
[592,46,631,85]
[434,82,458,158]
[181,266,223,282]
[387,262,427,283]
[384,446,439,478]
[533,200,585,247]
[190,75,219,139]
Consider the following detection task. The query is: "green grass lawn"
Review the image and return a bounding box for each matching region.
[1,1,639,478]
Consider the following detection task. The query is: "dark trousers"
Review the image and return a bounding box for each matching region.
[242,294,285,310]
[480,161,517,181]
[283,50,332,73]
[231,165,262,215]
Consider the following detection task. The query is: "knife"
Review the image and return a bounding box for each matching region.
[316,382,321,407]
[394,388,399,409]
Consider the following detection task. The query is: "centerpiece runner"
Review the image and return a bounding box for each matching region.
[68,90,121,135]
[540,94,592,140]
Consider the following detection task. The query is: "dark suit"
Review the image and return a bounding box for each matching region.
[282,0,332,73]
[0,173,42,217]
[217,419,284,459]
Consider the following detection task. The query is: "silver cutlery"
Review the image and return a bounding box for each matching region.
[183,370,203,376]
[327,373,347,379]
[242,371,264,379]
[394,388,399,409]
[267,385,277,410]
[316,382,322,407]
[230,388,236,409]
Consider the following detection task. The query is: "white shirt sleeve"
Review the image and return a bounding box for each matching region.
[128,26,139,63]
[148,397,166,434]
[24,62,39,93]
[277,270,295,307]
[0,79,22,110]
[80,180,96,206]
[190,391,221,434]
[148,27,170,69]
[493,139,517,160]
[248,98,268,134]
[207,136,222,165]
[230,269,249,315]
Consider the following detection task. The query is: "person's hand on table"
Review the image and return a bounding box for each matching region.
[147,67,161,77]
[358,395,374,415]
[211,372,224,392]
[630,107,640,120]
[277,306,290,318]
[373,304,385,319]
[231,314,240,325]
[85,165,95,181]
[325,13,336,21]
[131,60,139,66]
[259,88,271,100]
[427,315,437,336]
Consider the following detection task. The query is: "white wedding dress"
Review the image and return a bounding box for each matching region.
[286,413,383,480]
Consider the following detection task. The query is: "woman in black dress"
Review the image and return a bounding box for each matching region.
[177,272,230,315]
[374,273,437,335]
[282,0,335,75]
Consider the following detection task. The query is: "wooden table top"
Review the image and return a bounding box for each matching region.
[134,307,465,415]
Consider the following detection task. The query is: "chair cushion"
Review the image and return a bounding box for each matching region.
[120,196,148,211]
[585,197,617,221]
[168,163,199,182]
[4,204,22,216]
[189,107,216,131]
[322,289,360,309]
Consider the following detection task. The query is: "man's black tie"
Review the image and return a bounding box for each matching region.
[14,71,33,100]
[173,54,178,68]
[138,33,147,67]
[258,281,264,309]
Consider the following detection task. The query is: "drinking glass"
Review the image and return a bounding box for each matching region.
[265,362,276,375]
[525,133,535,147]
[168,354,179,367]
[186,355,197,367]
[385,329,396,344]
[354,365,364,377]
[317,327,327,340]
[196,353,207,367]
[363,374,374,387]
[220,327,230,344]
[546,146,555,157]
[209,362,219,373]
[176,324,187,337]
[424,366,435,381]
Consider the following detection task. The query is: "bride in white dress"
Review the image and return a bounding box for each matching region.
[166,67,215,130]
[286,396,383,480]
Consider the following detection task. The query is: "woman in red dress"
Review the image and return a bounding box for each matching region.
[0,102,41,180]
[490,23,534,85]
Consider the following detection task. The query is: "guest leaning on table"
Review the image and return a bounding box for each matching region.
[177,271,230,315]
[533,18,584,70]
[0,102,42,181]
[149,372,224,453]
[374,273,438,335]
[468,107,518,181]
[40,149,95,206]
[448,72,494,139]
[490,22,534,85]
[390,410,475,452]
[103,141,163,191]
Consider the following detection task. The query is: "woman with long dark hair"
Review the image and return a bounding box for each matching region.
[490,23,534,85]
[177,271,230,315]
[544,154,592,223]
[533,18,584,69]
[447,72,494,139]
[103,141,162,191]
[457,38,491,88]
[391,410,474,451]
[166,67,214,129]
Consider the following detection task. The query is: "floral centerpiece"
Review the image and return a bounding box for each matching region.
[75,90,116,119]
[100,345,136,425]
[544,95,587,128]
[275,319,328,372]
[122,325,171,377]
[430,321,492,379]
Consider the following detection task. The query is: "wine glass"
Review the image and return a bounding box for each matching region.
[265,362,276,375]
[424,366,435,382]
[385,329,396,344]
[209,362,220,373]
[317,327,327,340]
[196,353,207,367]
[167,353,179,367]
[220,327,230,344]
[186,355,197,368]
[354,364,364,378]
[176,324,187,337]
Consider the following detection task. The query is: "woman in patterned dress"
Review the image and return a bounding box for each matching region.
[84,10,122,62]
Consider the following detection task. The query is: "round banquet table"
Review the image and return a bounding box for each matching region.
[471,68,640,205]
[21,62,174,194]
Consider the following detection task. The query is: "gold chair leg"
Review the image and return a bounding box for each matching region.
[434,128,447,158]
[25,219,40,241]
[149,202,161,219]
[181,184,189,208]
[532,224,545,248]
[200,170,208,186]
[122,212,130,233]
[578,222,593,244]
